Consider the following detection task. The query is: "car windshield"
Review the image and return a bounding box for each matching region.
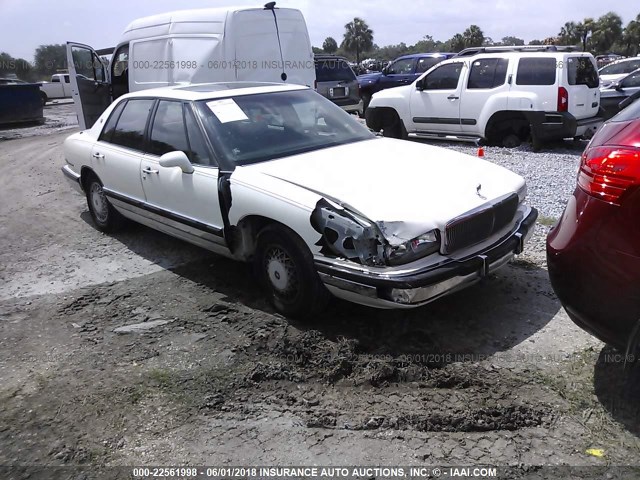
[197,89,374,166]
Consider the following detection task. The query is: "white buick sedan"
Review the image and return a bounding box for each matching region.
[62,82,537,316]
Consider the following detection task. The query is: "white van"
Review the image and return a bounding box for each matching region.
[66,3,315,129]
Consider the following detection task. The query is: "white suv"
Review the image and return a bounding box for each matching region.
[365,46,603,148]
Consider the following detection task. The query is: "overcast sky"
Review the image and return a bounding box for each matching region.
[1,0,638,61]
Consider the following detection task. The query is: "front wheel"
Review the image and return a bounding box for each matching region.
[255,224,329,318]
[382,112,408,139]
[85,175,124,232]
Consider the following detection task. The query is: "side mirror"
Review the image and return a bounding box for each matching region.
[382,66,389,75]
[613,82,623,91]
[619,90,640,110]
[416,78,425,91]
[159,151,194,174]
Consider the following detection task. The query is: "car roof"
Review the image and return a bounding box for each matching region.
[600,56,639,67]
[395,53,454,61]
[122,82,309,101]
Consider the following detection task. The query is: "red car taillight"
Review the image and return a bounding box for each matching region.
[577,146,640,205]
[557,86,568,112]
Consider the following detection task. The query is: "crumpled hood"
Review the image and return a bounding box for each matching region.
[240,138,525,243]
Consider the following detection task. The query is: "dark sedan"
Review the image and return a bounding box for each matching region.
[547,98,640,354]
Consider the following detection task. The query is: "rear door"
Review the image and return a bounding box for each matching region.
[66,42,111,129]
[565,55,600,120]
[233,8,315,87]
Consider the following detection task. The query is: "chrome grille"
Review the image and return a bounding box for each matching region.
[444,194,519,254]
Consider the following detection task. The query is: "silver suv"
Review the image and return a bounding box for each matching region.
[314,55,363,115]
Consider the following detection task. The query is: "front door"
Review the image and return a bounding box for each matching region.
[66,42,111,129]
[140,100,226,245]
[409,62,464,134]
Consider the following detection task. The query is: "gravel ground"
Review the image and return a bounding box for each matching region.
[2,109,639,478]
[406,137,587,267]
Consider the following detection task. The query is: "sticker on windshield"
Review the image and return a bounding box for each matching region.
[206,99,249,123]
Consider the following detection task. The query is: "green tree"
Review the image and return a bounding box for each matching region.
[413,35,443,52]
[0,52,34,81]
[528,39,544,45]
[341,17,374,64]
[500,36,525,46]
[576,18,595,51]
[558,21,580,45]
[462,25,485,48]
[621,15,640,56]
[322,37,338,54]
[590,12,623,54]
[446,33,466,52]
[312,46,324,55]
[34,44,67,78]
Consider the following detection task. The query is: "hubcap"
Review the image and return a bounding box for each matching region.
[90,183,108,223]
[265,247,298,298]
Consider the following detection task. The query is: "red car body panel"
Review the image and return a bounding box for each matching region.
[547,110,640,351]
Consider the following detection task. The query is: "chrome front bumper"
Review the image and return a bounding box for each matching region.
[316,207,538,309]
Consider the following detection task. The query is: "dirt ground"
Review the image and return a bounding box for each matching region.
[1,106,639,479]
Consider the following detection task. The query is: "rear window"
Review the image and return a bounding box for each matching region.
[467,58,508,89]
[600,59,640,76]
[416,57,444,74]
[567,57,598,88]
[315,58,355,83]
[109,99,154,151]
[516,58,556,85]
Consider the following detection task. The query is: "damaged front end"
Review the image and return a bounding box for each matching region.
[310,198,440,267]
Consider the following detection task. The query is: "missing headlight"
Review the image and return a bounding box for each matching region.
[310,199,385,266]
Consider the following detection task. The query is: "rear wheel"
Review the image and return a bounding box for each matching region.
[84,174,124,232]
[40,92,47,106]
[255,224,329,318]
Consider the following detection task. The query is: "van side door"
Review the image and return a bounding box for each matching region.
[66,42,111,129]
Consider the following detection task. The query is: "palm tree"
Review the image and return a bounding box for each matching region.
[462,25,484,48]
[576,18,595,51]
[341,18,374,64]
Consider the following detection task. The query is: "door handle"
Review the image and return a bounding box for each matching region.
[447,95,459,100]
[142,167,159,174]
[92,152,104,159]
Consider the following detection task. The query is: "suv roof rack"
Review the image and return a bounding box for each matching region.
[453,45,580,57]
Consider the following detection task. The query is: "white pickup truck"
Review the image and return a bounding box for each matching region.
[39,74,72,104]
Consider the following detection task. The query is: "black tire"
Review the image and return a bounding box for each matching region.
[255,224,329,318]
[501,133,521,148]
[84,174,124,233]
[40,91,47,106]
[382,112,408,139]
[359,92,372,118]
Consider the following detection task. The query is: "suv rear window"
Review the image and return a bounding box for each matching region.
[516,58,556,85]
[567,57,598,88]
[315,58,355,83]
[467,58,508,89]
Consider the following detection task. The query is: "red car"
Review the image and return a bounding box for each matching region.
[547,98,640,354]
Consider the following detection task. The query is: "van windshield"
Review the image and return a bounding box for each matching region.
[197,89,373,166]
